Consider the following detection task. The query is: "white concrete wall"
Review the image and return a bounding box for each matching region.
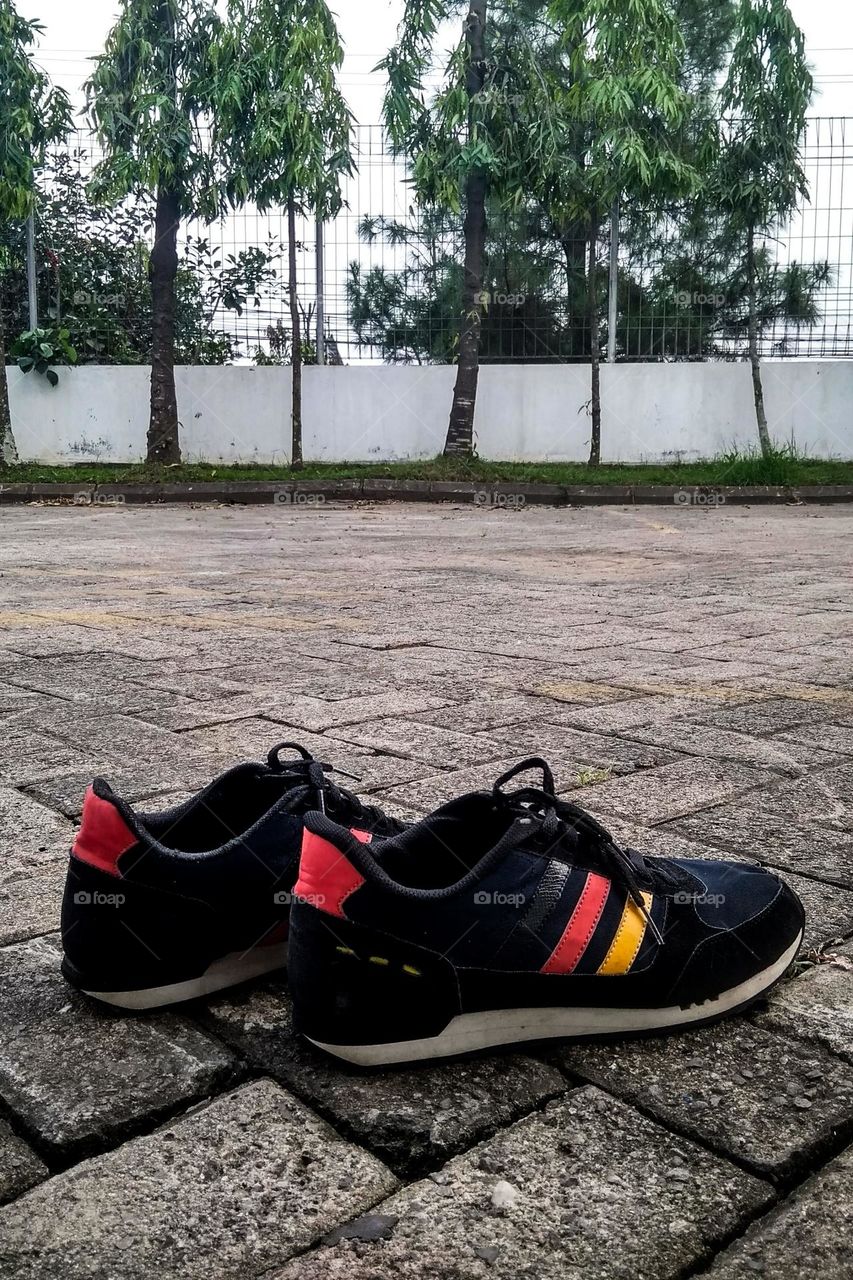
[6,360,852,464]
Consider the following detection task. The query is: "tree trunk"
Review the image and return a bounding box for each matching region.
[0,306,19,467]
[288,199,303,471]
[148,185,181,465]
[445,0,488,458]
[587,220,601,467]
[747,223,772,459]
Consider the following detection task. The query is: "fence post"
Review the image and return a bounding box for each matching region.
[315,217,325,365]
[26,210,38,331]
[607,198,619,363]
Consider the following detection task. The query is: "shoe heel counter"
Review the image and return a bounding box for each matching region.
[288,900,461,1048]
[72,782,139,876]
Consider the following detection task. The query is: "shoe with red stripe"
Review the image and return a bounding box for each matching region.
[60,742,405,1010]
[288,758,805,1066]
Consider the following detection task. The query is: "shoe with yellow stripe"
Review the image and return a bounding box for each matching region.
[288,758,805,1066]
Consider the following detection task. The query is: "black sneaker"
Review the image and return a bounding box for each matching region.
[61,742,404,1009]
[288,758,805,1065]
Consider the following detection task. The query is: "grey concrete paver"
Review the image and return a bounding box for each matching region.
[269,1087,773,1280]
[0,1079,398,1280]
[0,788,74,945]
[0,1119,46,1206]
[0,937,237,1159]
[700,1141,853,1280]
[556,1022,853,1181]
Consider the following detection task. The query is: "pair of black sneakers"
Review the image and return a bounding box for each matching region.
[61,743,804,1066]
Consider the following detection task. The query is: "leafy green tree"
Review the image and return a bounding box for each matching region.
[542,0,698,464]
[0,1,69,464]
[87,0,223,464]
[0,154,282,368]
[382,0,568,456]
[210,0,352,469]
[347,203,574,364]
[717,0,812,457]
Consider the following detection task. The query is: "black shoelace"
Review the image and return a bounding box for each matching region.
[266,742,403,836]
[492,758,690,947]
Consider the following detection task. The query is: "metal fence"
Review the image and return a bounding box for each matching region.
[13,118,853,366]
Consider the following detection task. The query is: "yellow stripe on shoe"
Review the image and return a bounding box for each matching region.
[597,892,654,975]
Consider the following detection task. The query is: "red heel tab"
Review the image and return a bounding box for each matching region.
[294,829,365,919]
[72,783,138,878]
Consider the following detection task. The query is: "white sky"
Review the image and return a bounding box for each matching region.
[18,0,853,123]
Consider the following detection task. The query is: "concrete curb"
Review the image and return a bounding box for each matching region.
[0,479,852,507]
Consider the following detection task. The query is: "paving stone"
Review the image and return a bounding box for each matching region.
[0,1078,398,1279]
[0,690,39,715]
[529,680,635,705]
[129,691,277,730]
[263,690,453,731]
[685,696,844,735]
[324,718,507,770]
[270,1087,773,1280]
[0,788,74,945]
[623,721,841,776]
[0,725,93,788]
[0,1118,46,1205]
[0,936,237,1159]
[672,797,853,887]
[4,704,214,782]
[556,1021,853,1181]
[125,669,255,700]
[486,723,682,772]
[201,984,567,1175]
[578,758,769,824]
[753,942,853,1064]
[541,695,710,734]
[0,653,156,700]
[702,1142,853,1280]
[414,694,552,732]
[181,718,373,768]
[773,721,853,757]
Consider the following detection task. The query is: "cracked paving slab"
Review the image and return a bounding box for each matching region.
[0,1079,398,1280]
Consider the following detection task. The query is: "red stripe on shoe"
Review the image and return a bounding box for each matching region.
[351,829,373,844]
[540,872,611,975]
[293,830,365,919]
[72,785,137,878]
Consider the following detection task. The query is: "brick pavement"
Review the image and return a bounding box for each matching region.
[0,499,851,1278]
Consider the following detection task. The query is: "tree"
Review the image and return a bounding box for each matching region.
[542,0,698,464]
[87,0,223,464]
[0,1,69,465]
[382,1,566,456]
[210,0,352,470]
[346,204,574,363]
[717,0,812,457]
[0,151,282,368]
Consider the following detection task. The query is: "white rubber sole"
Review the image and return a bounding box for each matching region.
[307,931,803,1066]
[78,943,287,1010]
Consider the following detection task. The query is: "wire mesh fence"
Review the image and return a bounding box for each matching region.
[8,118,853,366]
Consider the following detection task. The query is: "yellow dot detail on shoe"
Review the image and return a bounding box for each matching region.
[597,892,654,975]
[368,955,390,966]
[335,946,356,956]
[402,964,422,977]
